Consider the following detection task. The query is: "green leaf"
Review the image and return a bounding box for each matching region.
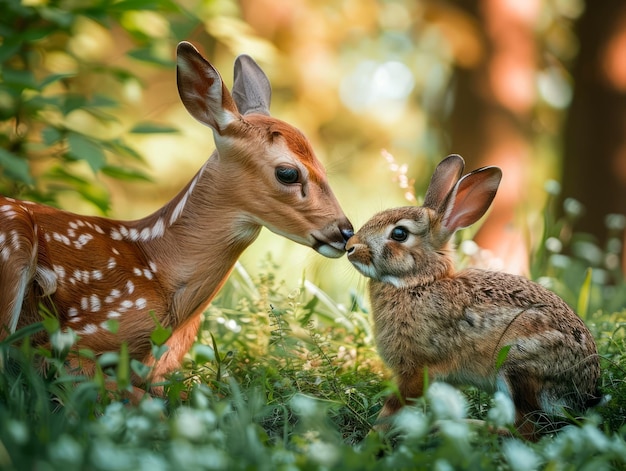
[0,148,33,184]
[117,342,130,389]
[39,6,75,28]
[106,139,144,161]
[67,132,106,172]
[39,73,75,89]
[126,48,175,67]
[41,315,60,334]
[101,165,151,182]
[108,0,181,13]
[41,126,63,146]
[130,122,179,134]
[0,322,44,345]
[2,68,38,89]
[101,319,119,334]
[130,359,151,380]
[577,268,593,320]
[149,312,172,347]
[90,94,119,108]
[61,94,87,114]
[0,43,21,63]
[495,345,512,370]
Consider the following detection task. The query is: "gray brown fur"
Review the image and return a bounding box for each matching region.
[346,155,600,440]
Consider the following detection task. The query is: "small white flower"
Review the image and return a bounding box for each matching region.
[174,407,206,441]
[487,391,516,427]
[290,394,320,418]
[308,441,340,467]
[393,407,429,438]
[50,328,77,352]
[503,440,541,471]
[427,382,467,421]
[434,459,454,471]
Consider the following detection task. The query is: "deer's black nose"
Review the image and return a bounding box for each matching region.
[341,227,354,242]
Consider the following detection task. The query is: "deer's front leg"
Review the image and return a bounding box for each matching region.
[144,314,202,395]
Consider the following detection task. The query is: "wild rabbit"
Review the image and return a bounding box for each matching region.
[346,154,601,440]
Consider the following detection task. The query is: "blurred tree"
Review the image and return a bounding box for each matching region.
[560,0,626,273]
[447,0,541,274]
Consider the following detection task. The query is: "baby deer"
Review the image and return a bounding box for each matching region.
[0,42,353,399]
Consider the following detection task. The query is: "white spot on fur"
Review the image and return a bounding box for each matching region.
[120,300,134,309]
[111,229,122,240]
[80,297,88,311]
[151,218,165,239]
[53,265,66,280]
[68,307,79,318]
[112,248,120,255]
[139,227,151,241]
[143,268,153,280]
[107,257,117,270]
[108,311,121,318]
[149,261,157,273]
[52,232,70,246]
[126,280,135,294]
[135,298,147,309]
[73,233,93,249]
[78,324,98,335]
[133,268,142,277]
[90,294,101,312]
[92,270,103,280]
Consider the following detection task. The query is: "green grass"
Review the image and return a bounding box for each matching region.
[2,211,626,470]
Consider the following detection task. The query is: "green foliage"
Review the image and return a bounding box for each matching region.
[529,181,626,315]
[1,259,626,470]
[0,0,189,210]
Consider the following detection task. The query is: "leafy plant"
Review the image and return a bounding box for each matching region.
[0,0,189,211]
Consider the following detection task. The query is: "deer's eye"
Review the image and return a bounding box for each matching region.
[390,226,409,242]
[275,167,300,185]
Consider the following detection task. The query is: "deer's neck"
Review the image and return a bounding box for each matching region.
[131,154,261,326]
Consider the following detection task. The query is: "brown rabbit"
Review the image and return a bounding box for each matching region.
[346,154,601,440]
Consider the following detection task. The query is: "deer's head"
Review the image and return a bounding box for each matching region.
[176,42,352,258]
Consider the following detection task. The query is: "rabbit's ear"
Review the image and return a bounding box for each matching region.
[423,154,465,209]
[440,166,502,234]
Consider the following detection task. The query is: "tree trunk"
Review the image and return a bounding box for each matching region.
[561,0,626,272]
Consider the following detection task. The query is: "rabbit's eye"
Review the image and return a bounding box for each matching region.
[390,226,409,242]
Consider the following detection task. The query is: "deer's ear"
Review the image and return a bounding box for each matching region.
[176,41,240,134]
[232,54,272,116]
